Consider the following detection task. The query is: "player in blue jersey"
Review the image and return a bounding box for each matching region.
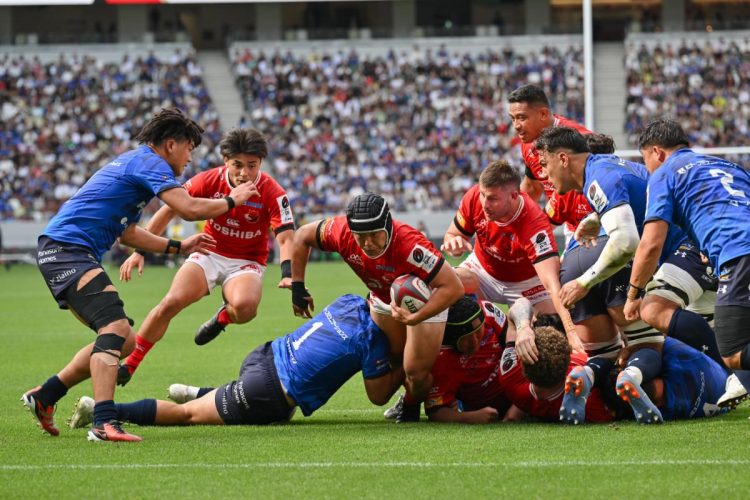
[22,108,259,443]
[627,118,750,408]
[67,295,412,429]
[536,126,681,424]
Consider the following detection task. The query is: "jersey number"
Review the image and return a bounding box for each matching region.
[292,321,324,350]
[710,169,747,198]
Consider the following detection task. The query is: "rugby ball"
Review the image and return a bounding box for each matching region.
[390,274,432,314]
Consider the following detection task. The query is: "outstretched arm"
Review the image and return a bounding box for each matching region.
[290,220,324,318]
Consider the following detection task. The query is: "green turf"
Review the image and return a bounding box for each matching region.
[2,262,749,499]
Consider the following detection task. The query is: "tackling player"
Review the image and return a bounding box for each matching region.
[442,160,583,353]
[627,118,750,407]
[290,193,464,416]
[68,295,404,429]
[22,108,258,442]
[116,128,295,385]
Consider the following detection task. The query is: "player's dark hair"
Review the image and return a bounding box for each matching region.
[522,326,571,388]
[443,296,485,350]
[507,84,550,107]
[535,127,590,154]
[135,108,203,147]
[637,118,690,150]
[533,313,564,332]
[220,128,268,159]
[479,160,523,189]
[585,133,616,154]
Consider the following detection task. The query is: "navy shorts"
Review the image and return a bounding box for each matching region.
[37,235,101,309]
[560,236,629,323]
[714,255,750,356]
[214,342,294,425]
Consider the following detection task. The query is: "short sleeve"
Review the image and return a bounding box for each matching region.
[399,230,445,284]
[265,183,295,233]
[138,158,181,196]
[517,199,558,262]
[454,186,478,236]
[317,216,343,252]
[183,170,210,198]
[585,170,629,216]
[645,169,675,225]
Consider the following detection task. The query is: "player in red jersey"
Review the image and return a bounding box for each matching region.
[117,129,295,385]
[425,296,612,424]
[290,192,464,410]
[442,160,583,354]
[508,84,593,246]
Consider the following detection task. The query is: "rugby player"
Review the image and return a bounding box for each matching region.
[23,108,258,442]
[116,128,294,385]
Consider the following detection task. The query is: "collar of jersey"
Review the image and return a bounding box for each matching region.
[492,195,524,227]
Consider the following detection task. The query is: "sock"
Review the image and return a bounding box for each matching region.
[667,309,725,369]
[586,357,614,389]
[217,307,232,326]
[93,400,117,426]
[623,347,662,385]
[403,390,418,406]
[38,375,68,406]
[123,335,155,374]
[114,399,157,426]
[197,387,214,399]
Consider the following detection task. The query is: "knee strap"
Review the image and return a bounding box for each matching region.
[67,272,132,331]
[624,320,664,347]
[92,333,125,360]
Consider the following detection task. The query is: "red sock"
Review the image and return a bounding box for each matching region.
[217,307,233,326]
[124,336,155,374]
[403,389,418,405]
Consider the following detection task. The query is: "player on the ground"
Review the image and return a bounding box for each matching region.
[68,295,405,429]
[442,160,582,352]
[116,129,295,385]
[626,118,750,407]
[290,193,464,420]
[536,126,683,424]
[22,108,259,442]
[508,84,593,246]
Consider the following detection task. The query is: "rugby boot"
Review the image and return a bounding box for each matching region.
[616,371,663,424]
[87,421,142,442]
[395,401,421,423]
[168,383,199,404]
[559,366,592,425]
[195,305,227,346]
[21,386,59,436]
[68,396,94,429]
[383,393,404,420]
[717,373,749,409]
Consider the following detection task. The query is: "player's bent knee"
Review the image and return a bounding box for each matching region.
[66,272,133,331]
[639,297,677,332]
[91,333,126,365]
[231,303,258,324]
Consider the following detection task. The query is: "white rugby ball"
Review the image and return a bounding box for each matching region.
[390,274,432,313]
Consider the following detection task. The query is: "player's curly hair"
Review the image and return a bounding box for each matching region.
[479,160,522,189]
[522,326,571,388]
[135,108,204,147]
[585,133,616,154]
[533,313,563,332]
[508,84,550,107]
[535,127,590,154]
[220,128,268,159]
[637,117,690,150]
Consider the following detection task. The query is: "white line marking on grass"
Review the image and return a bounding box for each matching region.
[3,460,750,471]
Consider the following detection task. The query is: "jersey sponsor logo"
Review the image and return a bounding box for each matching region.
[456,211,467,229]
[376,264,395,272]
[277,195,294,225]
[245,201,263,209]
[347,254,364,267]
[521,284,547,299]
[226,218,240,228]
[587,180,609,213]
[500,347,517,375]
[545,200,555,218]
[530,230,553,256]
[244,211,259,223]
[239,262,262,274]
[210,221,262,239]
[407,245,438,273]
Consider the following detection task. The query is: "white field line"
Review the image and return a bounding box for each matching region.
[2,459,750,471]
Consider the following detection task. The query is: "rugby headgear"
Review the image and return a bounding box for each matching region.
[346,192,393,243]
[443,296,485,350]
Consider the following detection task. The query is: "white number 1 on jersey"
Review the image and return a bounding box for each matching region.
[292,321,324,350]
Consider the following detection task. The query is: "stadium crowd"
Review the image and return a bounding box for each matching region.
[0,49,222,221]
[625,37,750,149]
[231,44,585,214]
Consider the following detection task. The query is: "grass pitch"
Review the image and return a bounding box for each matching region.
[2,262,749,499]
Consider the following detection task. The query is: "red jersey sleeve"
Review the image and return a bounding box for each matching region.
[454,186,479,237]
[516,194,558,264]
[394,223,445,284]
[260,175,295,234]
[425,349,463,413]
[183,169,214,198]
[317,216,345,253]
[544,193,566,226]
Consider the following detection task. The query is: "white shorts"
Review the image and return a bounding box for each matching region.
[186,252,266,291]
[459,252,550,306]
[369,293,448,323]
[646,262,716,316]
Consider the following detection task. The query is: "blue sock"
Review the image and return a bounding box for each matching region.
[114,399,157,426]
[93,400,117,426]
[197,387,214,398]
[586,357,614,388]
[625,347,662,384]
[38,375,68,406]
[667,309,725,369]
